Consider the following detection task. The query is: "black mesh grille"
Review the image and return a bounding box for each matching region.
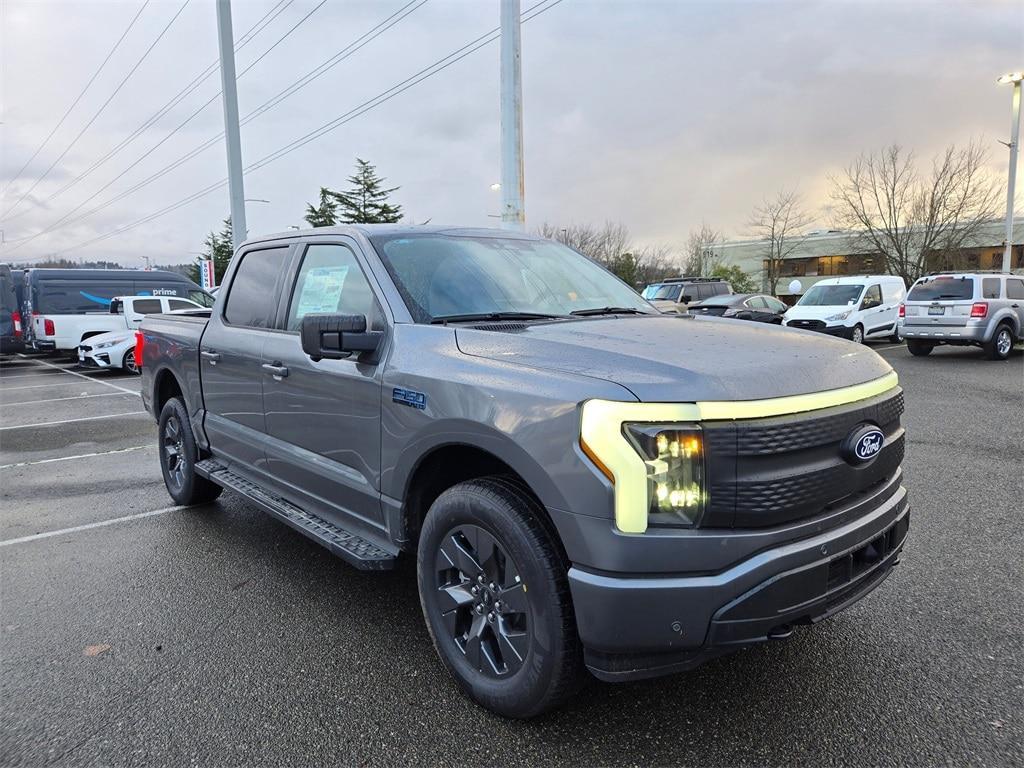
[702,388,905,529]
[787,319,826,330]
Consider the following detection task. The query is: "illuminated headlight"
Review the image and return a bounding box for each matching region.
[623,424,705,526]
[92,337,128,350]
[825,310,851,322]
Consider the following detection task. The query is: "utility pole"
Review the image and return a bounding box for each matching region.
[216,0,247,254]
[499,0,524,231]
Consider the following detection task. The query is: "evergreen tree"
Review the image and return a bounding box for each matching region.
[189,217,234,285]
[304,187,339,227]
[333,158,403,223]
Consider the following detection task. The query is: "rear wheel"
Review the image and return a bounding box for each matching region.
[984,324,1014,361]
[851,325,865,344]
[417,477,583,718]
[907,339,934,357]
[158,397,222,505]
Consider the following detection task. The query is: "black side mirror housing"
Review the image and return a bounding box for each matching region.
[300,313,383,362]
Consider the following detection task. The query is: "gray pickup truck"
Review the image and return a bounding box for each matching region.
[139,225,909,718]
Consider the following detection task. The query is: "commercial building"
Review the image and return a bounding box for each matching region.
[710,219,1024,300]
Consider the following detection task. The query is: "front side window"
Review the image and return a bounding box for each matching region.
[188,290,216,308]
[368,234,653,322]
[798,284,864,307]
[766,297,787,312]
[223,248,287,328]
[861,285,882,308]
[286,244,380,332]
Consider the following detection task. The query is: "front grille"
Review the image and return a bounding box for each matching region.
[787,319,826,330]
[702,388,905,528]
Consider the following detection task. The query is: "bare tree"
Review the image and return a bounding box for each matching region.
[684,222,724,276]
[537,221,680,287]
[748,190,813,293]
[829,141,1001,284]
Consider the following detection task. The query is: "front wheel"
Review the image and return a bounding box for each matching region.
[850,325,865,344]
[122,348,140,375]
[417,477,583,718]
[158,397,222,505]
[984,324,1014,361]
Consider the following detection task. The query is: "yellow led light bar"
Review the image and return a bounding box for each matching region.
[580,372,899,534]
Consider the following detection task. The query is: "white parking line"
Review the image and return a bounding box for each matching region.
[0,504,185,548]
[0,380,111,392]
[0,392,131,407]
[0,444,154,470]
[15,354,140,396]
[873,344,906,352]
[0,411,147,430]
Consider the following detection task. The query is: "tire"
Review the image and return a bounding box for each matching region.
[417,476,583,718]
[122,348,140,375]
[907,339,934,357]
[984,324,1014,361]
[158,397,222,505]
[850,325,865,344]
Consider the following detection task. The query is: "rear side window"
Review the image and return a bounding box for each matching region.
[712,282,731,296]
[1008,279,1024,300]
[224,248,287,328]
[132,299,163,315]
[168,299,197,312]
[747,296,768,309]
[907,277,974,302]
[981,278,1001,299]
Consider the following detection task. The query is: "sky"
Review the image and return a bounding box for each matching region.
[1,0,1022,267]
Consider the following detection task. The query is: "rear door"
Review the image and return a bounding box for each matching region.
[200,245,291,471]
[1007,278,1024,336]
[260,239,388,532]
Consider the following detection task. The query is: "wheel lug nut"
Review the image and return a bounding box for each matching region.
[487,612,495,623]
[471,586,479,596]
[477,574,485,583]
[494,601,502,612]
[488,582,495,590]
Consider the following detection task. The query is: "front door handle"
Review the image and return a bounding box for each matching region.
[201,350,221,363]
[262,362,289,378]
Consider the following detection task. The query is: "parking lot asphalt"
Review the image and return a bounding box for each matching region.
[1,345,1022,767]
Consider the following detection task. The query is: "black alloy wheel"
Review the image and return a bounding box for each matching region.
[433,524,530,678]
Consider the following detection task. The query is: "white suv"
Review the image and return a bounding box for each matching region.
[901,273,1024,360]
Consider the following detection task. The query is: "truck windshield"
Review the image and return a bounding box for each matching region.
[907,276,974,301]
[797,284,864,307]
[369,234,655,323]
[642,283,682,301]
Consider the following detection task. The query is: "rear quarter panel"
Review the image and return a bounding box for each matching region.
[139,314,209,425]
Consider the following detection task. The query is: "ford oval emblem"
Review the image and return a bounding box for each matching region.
[842,424,884,465]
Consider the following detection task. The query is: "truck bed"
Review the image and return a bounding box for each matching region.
[139,311,211,421]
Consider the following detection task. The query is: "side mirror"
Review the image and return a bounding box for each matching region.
[682,294,694,303]
[300,313,383,363]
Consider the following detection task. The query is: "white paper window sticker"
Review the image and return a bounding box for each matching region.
[295,265,349,317]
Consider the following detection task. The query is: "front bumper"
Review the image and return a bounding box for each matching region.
[568,485,909,682]
[784,320,856,339]
[78,347,115,369]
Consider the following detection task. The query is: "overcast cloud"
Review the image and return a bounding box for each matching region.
[1,0,1021,266]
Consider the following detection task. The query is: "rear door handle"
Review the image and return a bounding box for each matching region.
[201,350,221,363]
[262,362,289,378]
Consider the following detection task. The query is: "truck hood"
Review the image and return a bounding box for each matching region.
[454,315,893,402]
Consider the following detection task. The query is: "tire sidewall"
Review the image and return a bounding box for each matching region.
[123,349,139,375]
[995,326,1012,360]
[158,398,199,505]
[851,325,864,344]
[417,484,567,718]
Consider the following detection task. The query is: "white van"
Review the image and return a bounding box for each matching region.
[783,275,906,344]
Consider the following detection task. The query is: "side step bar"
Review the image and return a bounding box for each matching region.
[195,459,397,571]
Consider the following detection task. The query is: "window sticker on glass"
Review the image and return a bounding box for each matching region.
[296,266,349,316]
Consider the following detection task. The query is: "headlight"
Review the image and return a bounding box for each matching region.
[722,308,739,317]
[623,424,705,527]
[92,337,128,350]
[579,400,706,533]
[825,310,852,321]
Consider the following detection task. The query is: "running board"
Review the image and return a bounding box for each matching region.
[195,459,397,571]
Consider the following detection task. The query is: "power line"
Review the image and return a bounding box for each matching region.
[50,0,565,257]
[0,0,152,198]
[0,0,192,221]
[0,0,297,221]
[4,0,428,253]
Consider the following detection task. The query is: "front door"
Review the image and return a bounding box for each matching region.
[860,283,894,337]
[261,241,387,532]
[201,246,290,473]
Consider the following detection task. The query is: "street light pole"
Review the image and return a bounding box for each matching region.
[216,0,247,254]
[499,0,525,231]
[998,72,1023,273]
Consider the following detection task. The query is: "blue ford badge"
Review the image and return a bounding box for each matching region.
[842,424,884,465]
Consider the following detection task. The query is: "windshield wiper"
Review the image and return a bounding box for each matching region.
[429,311,565,324]
[569,306,650,317]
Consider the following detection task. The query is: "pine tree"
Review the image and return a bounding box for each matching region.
[332,158,403,224]
[190,217,234,284]
[304,187,339,227]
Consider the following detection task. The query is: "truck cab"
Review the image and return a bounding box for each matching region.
[140,226,908,718]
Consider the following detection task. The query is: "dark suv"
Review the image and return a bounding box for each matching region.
[642,277,732,312]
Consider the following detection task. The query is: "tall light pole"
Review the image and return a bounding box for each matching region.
[998,72,1022,273]
[499,0,525,231]
[216,0,247,254]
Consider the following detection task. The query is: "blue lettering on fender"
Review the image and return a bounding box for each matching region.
[392,388,426,410]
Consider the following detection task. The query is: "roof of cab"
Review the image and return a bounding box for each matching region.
[241,224,540,249]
